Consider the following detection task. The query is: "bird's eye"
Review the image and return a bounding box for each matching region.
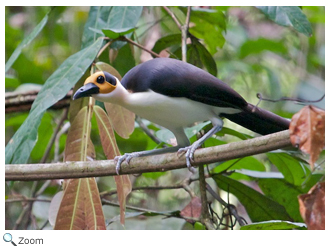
[96,75,105,84]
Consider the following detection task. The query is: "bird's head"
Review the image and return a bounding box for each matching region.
[73,71,119,102]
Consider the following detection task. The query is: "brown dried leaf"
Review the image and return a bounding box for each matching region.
[94,106,132,225]
[289,105,325,169]
[64,106,95,162]
[180,196,202,223]
[55,106,105,230]
[105,103,135,139]
[54,178,106,230]
[298,182,325,230]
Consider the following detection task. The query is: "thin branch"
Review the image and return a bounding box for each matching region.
[181,6,191,62]
[5,130,292,181]
[206,183,247,227]
[199,166,215,229]
[118,36,161,58]
[162,6,191,62]
[162,6,182,29]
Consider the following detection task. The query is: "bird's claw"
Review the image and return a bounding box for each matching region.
[178,143,200,174]
[114,153,140,175]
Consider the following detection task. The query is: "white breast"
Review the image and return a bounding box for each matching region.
[120,90,241,130]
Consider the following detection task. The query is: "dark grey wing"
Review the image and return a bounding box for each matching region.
[121,58,248,109]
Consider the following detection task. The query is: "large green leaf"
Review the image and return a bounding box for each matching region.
[256,6,313,37]
[213,174,292,222]
[5,9,51,72]
[152,33,181,54]
[81,6,113,49]
[258,174,323,222]
[267,153,311,186]
[258,178,303,222]
[5,38,103,164]
[82,6,143,49]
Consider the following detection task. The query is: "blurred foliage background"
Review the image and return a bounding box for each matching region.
[5,6,325,230]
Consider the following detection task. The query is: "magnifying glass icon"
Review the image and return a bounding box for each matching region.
[3,233,17,246]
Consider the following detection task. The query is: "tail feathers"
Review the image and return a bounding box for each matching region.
[222,103,290,135]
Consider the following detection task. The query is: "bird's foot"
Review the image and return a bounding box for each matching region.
[114,152,140,175]
[178,142,201,174]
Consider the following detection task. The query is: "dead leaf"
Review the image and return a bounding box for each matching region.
[180,196,202,223]
[298,182,325,230]
[54,178,106,230]
[105,103,135,139]
[289,105,325,169]
[94,106,132,225]
[55,106,106,230]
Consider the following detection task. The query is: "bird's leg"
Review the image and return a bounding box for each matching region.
[114,146,181,175]
[178,122,223,171]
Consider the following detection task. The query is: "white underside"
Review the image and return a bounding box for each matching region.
[93,81,241,146]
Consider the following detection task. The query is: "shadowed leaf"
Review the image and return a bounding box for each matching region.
[213,174,292,222]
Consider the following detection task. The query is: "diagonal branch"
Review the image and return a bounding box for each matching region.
[5,130,292,181]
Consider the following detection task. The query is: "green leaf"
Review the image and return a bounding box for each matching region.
[213,156,266,173]
[267,153,311,186]
[5,38,103,164]
[81,6,143,48]
[152,33,181,54]
[239,38,288,59]
[213,174,292,222]
[5,9,51,72]
[258,178,304,222]
[102,27,135,39]
[257,6,313,37]
[81,6,113,49]
[180,37,217,76]
[241,220,306,230]
[186,7,226,54]
[216,126,252,140]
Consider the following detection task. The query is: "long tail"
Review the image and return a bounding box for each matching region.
[222,103,290,135]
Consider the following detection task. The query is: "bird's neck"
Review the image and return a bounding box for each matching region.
[93,80,131,105]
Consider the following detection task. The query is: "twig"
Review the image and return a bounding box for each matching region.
[181,6,191,62]
[199,167,215,229]
[163,6,191,62]
[206,183,246,227]
[162,6,182,29]
[5,130,292,181]
[256,93,325,107]
[119,36,161,58]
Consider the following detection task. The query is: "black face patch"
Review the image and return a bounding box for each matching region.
[104,71,117,86]
[96,75,105,84]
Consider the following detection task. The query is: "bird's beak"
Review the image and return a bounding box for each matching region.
[73,83,100,100]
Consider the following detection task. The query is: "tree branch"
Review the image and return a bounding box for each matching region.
[5,130,292,181]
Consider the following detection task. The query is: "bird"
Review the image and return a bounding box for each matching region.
[73,58,290,174]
